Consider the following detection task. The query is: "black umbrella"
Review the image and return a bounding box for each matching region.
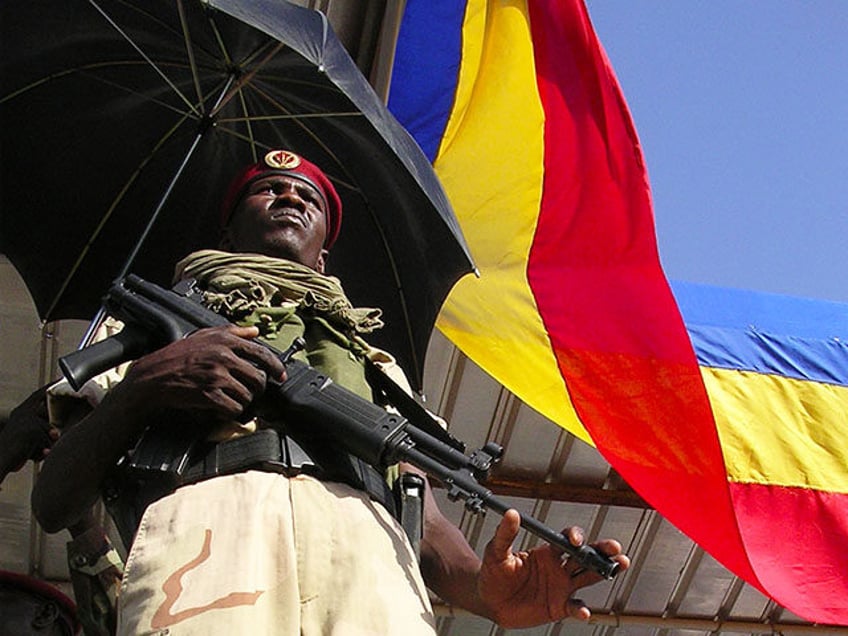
[0,0,475,391]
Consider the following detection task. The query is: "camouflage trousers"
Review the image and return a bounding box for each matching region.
[116,471,436,635]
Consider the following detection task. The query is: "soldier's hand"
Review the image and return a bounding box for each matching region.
[0,386,58,479]
[477,509,629,627]
[119,325,286,422]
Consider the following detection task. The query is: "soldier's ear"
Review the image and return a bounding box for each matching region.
[315,249,328,274]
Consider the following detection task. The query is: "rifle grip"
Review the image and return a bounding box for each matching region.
[59,324,155,390]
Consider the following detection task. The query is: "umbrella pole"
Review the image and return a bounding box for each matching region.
[76,127,207,349]
[77,73,237,351]
[77,129,206,348]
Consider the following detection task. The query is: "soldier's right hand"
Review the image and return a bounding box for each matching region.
[116,325,287,422]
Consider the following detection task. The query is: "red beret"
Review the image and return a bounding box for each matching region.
[0,570,79,634]
[219,150,342,249]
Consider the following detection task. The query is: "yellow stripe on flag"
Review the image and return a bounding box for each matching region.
[433,0,589,442]
[704,367,848,493]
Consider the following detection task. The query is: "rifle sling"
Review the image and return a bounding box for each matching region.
[364,360,465,454]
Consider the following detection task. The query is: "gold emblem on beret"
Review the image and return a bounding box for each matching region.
[264,150,301,170]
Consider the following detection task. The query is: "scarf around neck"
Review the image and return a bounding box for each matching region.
[173,249,383,336]
[173,249,384,401]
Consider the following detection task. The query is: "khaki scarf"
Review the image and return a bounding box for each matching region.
[173,249,383,398]
[174,250,383,334]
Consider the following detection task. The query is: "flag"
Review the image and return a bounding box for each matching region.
[388,0,848,624]
[673,282,848,621]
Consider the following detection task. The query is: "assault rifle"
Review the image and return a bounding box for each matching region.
[59,275,620,580]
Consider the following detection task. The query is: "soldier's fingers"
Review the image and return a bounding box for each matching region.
[487,509,522,562]
[227,332,287,380]
[566,598,591,622]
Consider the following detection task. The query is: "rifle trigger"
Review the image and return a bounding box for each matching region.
[281,337,307,364]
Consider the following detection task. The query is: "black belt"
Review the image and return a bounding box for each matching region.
[105,425,397,549]
[180,428,321,484]
[176,428,397,519]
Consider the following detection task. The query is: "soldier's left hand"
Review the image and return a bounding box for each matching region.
[1,386,58,476]
[477,509,629,627]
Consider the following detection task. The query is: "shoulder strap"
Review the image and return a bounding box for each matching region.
[364,359,466,453]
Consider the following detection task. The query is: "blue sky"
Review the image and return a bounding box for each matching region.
[585,2,848,303]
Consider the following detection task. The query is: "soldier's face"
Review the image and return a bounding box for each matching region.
[223,174,328,272]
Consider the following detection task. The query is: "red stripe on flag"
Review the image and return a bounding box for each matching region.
[525,0,759,585]
[729,482,848,622]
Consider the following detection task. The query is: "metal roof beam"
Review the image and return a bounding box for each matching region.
[432,605,828,634]
[479,476,651,508]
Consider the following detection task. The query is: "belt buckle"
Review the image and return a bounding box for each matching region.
[255,459,302,477]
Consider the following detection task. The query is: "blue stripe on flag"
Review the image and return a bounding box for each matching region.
[387,0,466,161]
[672,281,848,386]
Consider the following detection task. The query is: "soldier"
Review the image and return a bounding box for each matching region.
[2,389,121,635]
[33,150,628,634]
[0,571,79,636]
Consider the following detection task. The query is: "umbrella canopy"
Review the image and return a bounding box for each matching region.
[0,0,474,390]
